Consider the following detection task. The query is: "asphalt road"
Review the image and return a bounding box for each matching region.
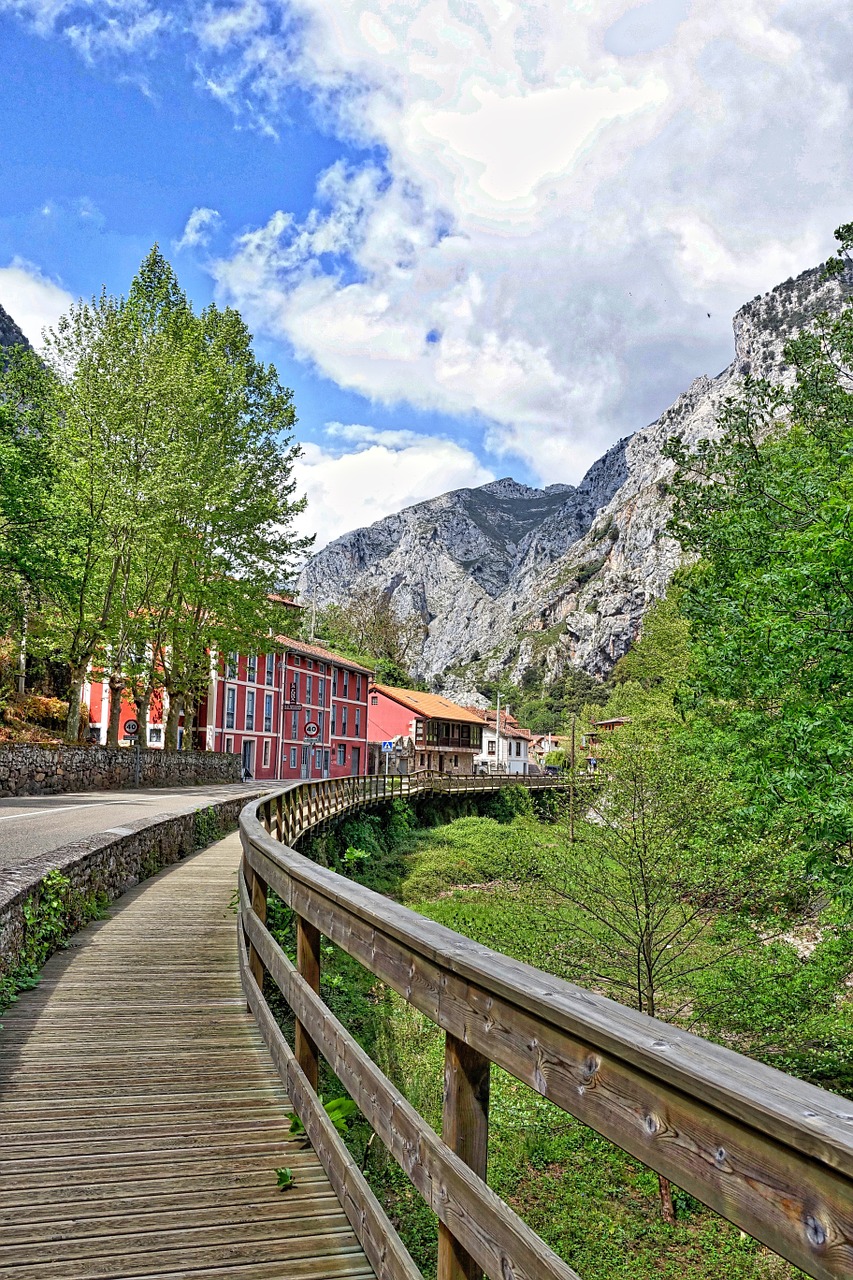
[0,783,266,873]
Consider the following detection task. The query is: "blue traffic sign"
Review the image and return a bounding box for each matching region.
[381,740,394,752]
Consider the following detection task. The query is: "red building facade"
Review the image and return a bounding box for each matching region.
[367,684,484,774]
[84,636,371,783]
[201,638,371,782]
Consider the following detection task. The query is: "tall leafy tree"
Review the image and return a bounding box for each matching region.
[0,347,66,666]
[666,223,853,887]
[33,246,309,743]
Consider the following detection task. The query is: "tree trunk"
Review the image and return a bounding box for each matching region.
[658,1175,676,1224]
[65,668,86,743]
[106,671,124,747]
[183,702,195,751]
[164,693,183,751]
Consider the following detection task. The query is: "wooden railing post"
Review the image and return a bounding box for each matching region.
[275,794,283,842]
[244,856,269,996]
[437,1033,491,1280]
[295,915,321,1091]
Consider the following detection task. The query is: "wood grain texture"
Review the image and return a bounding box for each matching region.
[240,884,580,1280]
[237,906,422,1280]
[0,832,375,1280]
[239,777,853,1280]
[437,1035,491,1280]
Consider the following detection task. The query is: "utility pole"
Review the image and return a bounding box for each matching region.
[569,713,577,843]
[495,691,501,773]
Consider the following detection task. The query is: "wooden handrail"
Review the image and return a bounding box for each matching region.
[239,773,853,1280]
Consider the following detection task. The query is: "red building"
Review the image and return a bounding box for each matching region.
[84,636,371,783]
[367,684,484,774]
[201,637,371,782]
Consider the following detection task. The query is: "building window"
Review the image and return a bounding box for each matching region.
[332,668,338,695]
[331,705,336,735]
[516,741,522,756]
[371,694,378,706]
[337,744,346,765]
[290,746,297,769]
[263,739,271,768]
[318,678,325,704]
[487,740,496,755]
[225,686,236,730]
[307,659,313,669]
[245,690,255,731]
[356,675,362,700]
[226,652,238,679]
[306,675,313,703]
[354,708,361,736]
[291,710,298,739]
[247,655,257,683]
[264,693,273,733]
[266,653,275,685]
[420,753,425,767]
[341,705,348,735]
[318,711,324,736]
[343,670,349,697]
[454,755,458,767]
[225,736,234,754]
[148,726,162,745]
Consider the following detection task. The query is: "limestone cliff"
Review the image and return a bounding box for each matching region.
[0,304,29,355]
[301,261,853,695]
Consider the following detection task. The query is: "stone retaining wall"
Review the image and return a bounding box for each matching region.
[0,743,241,798]
[0,790,266,981]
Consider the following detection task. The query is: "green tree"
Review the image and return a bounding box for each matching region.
[315,585,424,685]
[31,246,309,744]
[533,724,744,1222]
[0,347,66,682]
[666,224,853,888]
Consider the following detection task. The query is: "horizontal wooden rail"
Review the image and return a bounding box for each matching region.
[239,772,853,1280]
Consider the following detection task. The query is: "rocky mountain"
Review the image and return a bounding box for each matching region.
[308,260,852,695]
[0,304,29,355]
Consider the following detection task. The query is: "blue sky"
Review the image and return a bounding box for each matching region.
[1,0,851,549]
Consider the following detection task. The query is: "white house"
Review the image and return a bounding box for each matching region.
[468,708,533,776]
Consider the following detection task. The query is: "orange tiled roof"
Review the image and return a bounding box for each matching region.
[464,706,535,740]
[371,685,486,725]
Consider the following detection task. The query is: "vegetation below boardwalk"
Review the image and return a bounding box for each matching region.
[265,786,853,1280]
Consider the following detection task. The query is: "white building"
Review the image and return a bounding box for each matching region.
[469,708,533,776]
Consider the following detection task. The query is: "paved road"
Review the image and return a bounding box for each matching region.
[0,784,266,872]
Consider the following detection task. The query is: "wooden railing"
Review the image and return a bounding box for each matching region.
[238,772,853,1280]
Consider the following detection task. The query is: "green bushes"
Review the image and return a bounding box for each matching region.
[0,870,108,1015]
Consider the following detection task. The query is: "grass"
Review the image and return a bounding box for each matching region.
[267,802,847,1280]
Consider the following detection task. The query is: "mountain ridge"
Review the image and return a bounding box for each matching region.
[299,258,853,697]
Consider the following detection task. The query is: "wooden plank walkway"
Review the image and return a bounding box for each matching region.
[0,833,376,1280]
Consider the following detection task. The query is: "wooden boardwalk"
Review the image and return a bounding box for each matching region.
[0,833,375,1280]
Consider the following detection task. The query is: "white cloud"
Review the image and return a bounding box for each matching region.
[293,426,494,549]
[0,258,74,345]
[0,0,170,59]
[200,0,853,482]
[174,206,223,251]
[5,0,853,487]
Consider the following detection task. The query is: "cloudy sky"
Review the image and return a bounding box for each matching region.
[1,1,851,549]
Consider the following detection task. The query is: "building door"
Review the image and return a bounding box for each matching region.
[438,754,445,772]
[301,744,310,778]
[241,740,254,779]
[323,748,330,779]
[350,746,360,777]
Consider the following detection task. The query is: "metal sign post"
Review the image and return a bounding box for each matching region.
[125,720,141,787]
